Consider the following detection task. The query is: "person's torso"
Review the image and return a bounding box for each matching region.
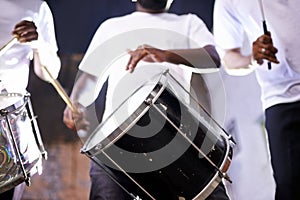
[216,0,300,109]
[0,0,43,93]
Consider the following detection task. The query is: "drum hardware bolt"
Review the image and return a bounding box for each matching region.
[134,195,142,200]
[220,172,232,183]
[0,109,8,116]
[145,98,153,106]
[25,177,31,186]
[31,115,38,121]
[42,151,48,160]
[21,111,27,121]
[95,144,103,151]
[228,135,236,145]
[162,69,169,75]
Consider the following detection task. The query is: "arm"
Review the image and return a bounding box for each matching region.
[223,33,279,72]
[12,20,60,80]
[63,72,98,131]
[32,2,61,81]
[223,48,251,69]
[126,44,220,73]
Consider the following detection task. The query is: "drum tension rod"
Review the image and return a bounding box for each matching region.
[151,102,233,184]
[4,111,31,186]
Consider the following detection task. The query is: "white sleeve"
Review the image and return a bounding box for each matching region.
[188,14,215,48]
[78,20,118,78]
[78,26,105,74]
[213,0,244,50]
[33,1,61,79]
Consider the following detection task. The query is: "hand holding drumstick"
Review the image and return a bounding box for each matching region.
[252,32,279,66]
[0,20,37,56]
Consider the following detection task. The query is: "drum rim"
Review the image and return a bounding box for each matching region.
[0,93,29,117]
[192,135,233,200]
[82,71,168,153]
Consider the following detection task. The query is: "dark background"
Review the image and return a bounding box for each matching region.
[46,0,215,54]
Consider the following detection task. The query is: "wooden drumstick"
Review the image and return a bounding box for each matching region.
[0,35,18,57]
[41,65,79,113]
[1,36,78,113]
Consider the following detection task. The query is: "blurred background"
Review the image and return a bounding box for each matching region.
[23,1,216,199]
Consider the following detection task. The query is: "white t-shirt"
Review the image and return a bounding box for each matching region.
[214,0,300,110]
[0,0,59,93]
[78,11,216,120]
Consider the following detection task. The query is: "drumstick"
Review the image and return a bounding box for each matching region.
[258,0,271,70]
[1,36,78,113]
[41,65,78,113]
[0,36,18,57]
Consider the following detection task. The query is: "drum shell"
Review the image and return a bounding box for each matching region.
[0,93,43,193]
[84,80,232,199]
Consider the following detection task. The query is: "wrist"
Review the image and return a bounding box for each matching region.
[249,55,259,69]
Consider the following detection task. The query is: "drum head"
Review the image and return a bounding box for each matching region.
[81,64,169,152]
[0,93,25,115]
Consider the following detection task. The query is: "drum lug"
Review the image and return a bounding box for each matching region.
[227,134,236,145]
[220,172,232,183]
[41,150,48,160]
[95,143,103,151]
[21,111,27,121]
[0,109,8,116]
[145,98,153,106]
[25,177,31,187]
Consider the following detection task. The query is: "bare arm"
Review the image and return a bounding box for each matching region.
[223,48,251,69]
[223,33,279,73]
[63,72,98,131]
[12,20,60,81]
[126,44,220,73]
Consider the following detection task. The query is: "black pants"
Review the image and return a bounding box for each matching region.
[265,101,300,200]
[0,188,14,200]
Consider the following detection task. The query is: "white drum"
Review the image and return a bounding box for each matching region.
[0,93,46,193]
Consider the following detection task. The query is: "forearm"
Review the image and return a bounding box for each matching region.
[223,49,251,69]
[166,45,220,68]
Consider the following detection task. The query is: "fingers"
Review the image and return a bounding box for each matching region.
[252,34,279,64]
[126,45,164,73]
[63,107,76,130]
[12,20,38,43]
[126,47,149,73]
[63,104,90,132]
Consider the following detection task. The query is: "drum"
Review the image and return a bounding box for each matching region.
[0,93,46,193]
[81,69,233,200]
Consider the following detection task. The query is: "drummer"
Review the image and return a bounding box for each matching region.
[63,0,229,199]
[0,0,60,199]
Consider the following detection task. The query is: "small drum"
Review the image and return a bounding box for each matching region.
[0,93,46,193]
[81,68,234,200]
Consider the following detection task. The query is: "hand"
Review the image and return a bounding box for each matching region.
[12,20,38,43]
[252,32,279,65]
[126,44,165,73]
[63,102,90,132]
